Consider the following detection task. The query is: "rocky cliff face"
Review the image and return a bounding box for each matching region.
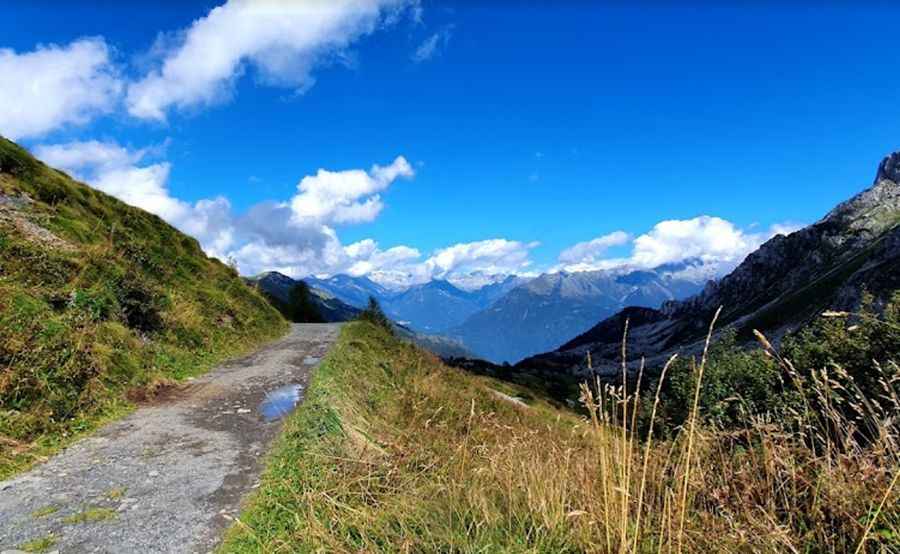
[519,152,900,374]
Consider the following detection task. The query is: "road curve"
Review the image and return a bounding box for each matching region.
[0,323,341,553]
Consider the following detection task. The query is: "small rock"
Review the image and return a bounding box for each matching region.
[148,471,159,477]
[236,408,251,414]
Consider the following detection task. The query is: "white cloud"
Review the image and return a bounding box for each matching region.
[558,231,630,265]
[34,141,180,220]
[334,238,539,289]
[30,141,804,289]
[424,239,538,278]
[558,216,802,275]
[411,25,453,63]
[290,156,413,224]
[630,216,765,268]
[127,0,409,120]
[0,38,122,140]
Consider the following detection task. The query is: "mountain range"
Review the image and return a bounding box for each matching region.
[299,261,712,364]
[244,152,900,372]
[306,273,526,333]
[251,271,473,358]
[447,260,712,363]
[514,151,900,376]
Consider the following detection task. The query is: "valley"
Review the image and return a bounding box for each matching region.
[2,136,898,553]
[2,3,900,550]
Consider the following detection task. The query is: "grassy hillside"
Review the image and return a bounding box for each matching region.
[0,137,287,478]
[221,321,898,553]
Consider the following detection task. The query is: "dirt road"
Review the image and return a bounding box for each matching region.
[0,323,340,553]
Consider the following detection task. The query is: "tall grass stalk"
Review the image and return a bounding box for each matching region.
[677,305,722,551]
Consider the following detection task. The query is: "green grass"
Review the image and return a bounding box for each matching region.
[30,505,59,518]
[219,321,589,553]
[18,534,57,552]
[63,506,118,524]
[220,320,899,553]
[0,137,288,478]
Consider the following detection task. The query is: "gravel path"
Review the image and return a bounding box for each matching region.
[0,323,340,554]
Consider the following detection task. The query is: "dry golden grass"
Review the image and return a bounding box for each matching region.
[223,320,899,553]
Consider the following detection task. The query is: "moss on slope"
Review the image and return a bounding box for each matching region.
[0,137,287,477]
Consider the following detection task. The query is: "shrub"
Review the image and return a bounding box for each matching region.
[647,331,785,433]
[782,291,900,418]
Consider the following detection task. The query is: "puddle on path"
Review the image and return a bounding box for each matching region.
[258,384,303,422]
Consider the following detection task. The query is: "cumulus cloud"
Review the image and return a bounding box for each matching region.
[411,25,453,63]
[424,239,537,278]
[0,38,122,140]
[34,140,183,221]
[127,0,409,120]
[558,216,801,275]
[34,140,427,280]
[31,140,803,289]
[630,216,781,268]
[558,231,630,265]
[332,238,539,289]
[226,157,416,276]
[290,156,413,224]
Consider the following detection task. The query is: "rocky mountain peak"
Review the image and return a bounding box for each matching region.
[875,151,900,184]
[819,154,900,237]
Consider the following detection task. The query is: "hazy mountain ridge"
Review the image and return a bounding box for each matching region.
[449,262,712,363]
[519,151,900,374]
[303,273,528,333]
[305,274,393,309]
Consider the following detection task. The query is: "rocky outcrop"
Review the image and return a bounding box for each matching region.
[876,151,900,184]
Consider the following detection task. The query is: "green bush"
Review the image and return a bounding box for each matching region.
[646,331,785,433]
[644,291,900,436]
[783,292,900,408]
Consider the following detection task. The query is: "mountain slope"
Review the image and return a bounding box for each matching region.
[450,263,709,363]
[384,280,483,332]
[522,152,900,373]
[0,137,287,475]
[248,271,361,322]
[305,274,394,309]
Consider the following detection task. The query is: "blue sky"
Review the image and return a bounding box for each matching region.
[2,1,899,287]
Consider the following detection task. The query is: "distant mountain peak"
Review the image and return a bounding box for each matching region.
[875,151,900,184]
